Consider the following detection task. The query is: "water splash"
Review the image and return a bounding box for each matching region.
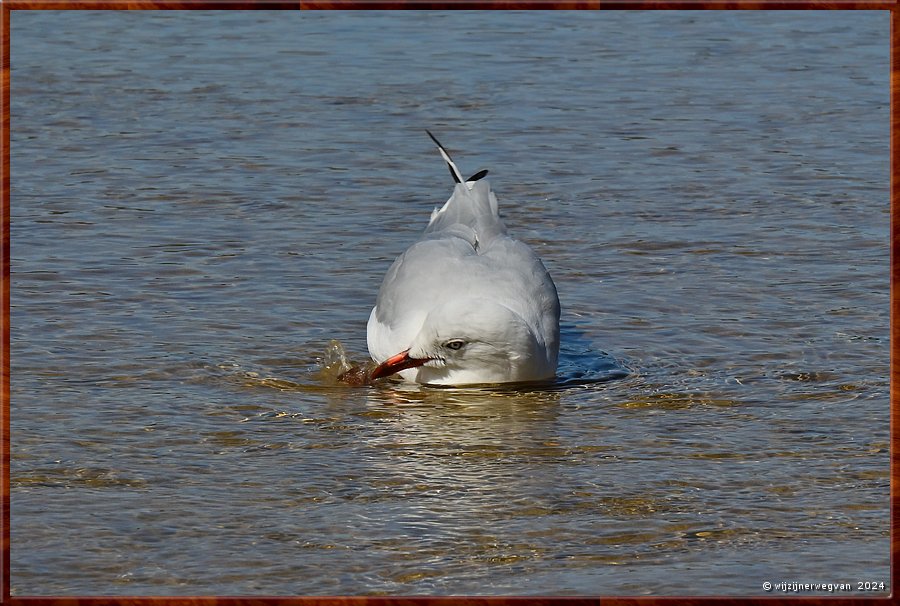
[318,340,377,386]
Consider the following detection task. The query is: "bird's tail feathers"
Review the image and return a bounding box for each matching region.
[426,180,502,237]
[424,131,503,237]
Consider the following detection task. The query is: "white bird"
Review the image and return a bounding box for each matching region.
[366,131,560,386]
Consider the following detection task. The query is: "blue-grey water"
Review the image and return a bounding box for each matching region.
[10,10,889,596]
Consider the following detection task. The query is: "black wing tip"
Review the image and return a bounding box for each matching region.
[467,169,489,183]
[426,129,463,184]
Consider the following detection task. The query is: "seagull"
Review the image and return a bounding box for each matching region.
[365,131,560,386]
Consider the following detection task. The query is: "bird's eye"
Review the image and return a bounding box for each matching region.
[444,339,465,351]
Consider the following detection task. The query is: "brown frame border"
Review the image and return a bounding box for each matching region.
[0,2,895,604]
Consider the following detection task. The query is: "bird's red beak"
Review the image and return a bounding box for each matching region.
[370,349,430,380]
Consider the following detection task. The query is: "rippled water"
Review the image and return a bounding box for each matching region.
[10,10,889,596]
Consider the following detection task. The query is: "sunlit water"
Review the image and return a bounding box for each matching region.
[10,10,889,596]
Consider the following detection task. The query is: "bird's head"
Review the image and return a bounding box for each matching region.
[370,298,550,386]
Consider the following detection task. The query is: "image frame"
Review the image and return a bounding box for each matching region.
[0,1,895,604]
